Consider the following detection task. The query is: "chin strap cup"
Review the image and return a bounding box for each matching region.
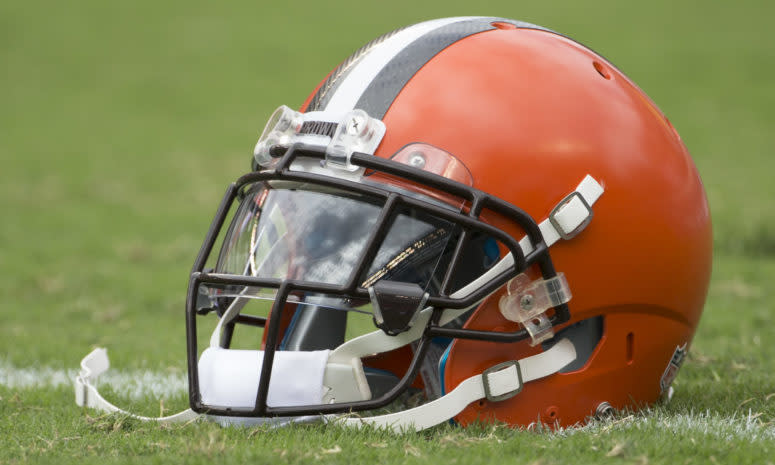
[198,347,330,409]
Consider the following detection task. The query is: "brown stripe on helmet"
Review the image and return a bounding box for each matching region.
[306,25,409,112]
[353,18,550,120]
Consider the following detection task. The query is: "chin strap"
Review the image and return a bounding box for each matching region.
[328,338,576,432]
[519,174,604,255]
[75,338,576,431]
[74,348,323,427]
[74,348,199,423]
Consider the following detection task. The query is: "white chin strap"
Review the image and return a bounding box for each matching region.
[75,348,199,423]
[329,338,576,431]
[74,174,602,431]
[74,338,575,431]
[74,347,329,427]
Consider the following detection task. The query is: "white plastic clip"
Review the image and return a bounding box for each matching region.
[499,273,572,346]
[253,105,304,167]
[325,109,385,172]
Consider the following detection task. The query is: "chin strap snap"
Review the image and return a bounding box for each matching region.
[328,338,576,432]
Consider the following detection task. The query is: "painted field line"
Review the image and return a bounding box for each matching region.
[0,359,187,400]
[2,360,774,440]
[555,410,775,442]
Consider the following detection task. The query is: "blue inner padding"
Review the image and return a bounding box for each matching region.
[483,237,500,268]
[363,366,398,377]
[437,340,453,396]
[437,340,457,425]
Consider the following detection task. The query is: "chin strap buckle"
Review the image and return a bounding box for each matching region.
[482,361,523,402]
[549,190,594,240]
[518,174,604,256]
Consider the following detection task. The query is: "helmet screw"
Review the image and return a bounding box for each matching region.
[520,294,534,310]
[346,113,368,136]
[595,401,615,419]
[408,152,426,168]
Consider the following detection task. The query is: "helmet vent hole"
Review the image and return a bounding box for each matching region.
[491,21,517,30]
[593,61,611,80]
[626,332,634,364]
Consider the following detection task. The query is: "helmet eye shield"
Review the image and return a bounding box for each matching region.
[202,180,505,337]
[186,142,569,417]
[201,181,468,336]
[216,182,459,291]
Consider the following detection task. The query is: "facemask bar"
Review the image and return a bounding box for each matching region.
[186,142,569,418]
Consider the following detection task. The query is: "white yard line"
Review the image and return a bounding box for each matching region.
[2,360,774,440]
[0,360,187,400]
[554,410,775,442]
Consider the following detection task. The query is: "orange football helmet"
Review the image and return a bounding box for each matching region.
[76,16,712,431]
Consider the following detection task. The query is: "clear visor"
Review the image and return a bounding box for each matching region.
[205,181,500,315]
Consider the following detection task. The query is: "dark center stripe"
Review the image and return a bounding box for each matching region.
[353,18,549,120]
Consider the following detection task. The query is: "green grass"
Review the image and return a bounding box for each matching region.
[2,386,773,465]
[2,0,775,463]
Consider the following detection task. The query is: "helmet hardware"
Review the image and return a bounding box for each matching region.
[368,280,429,336]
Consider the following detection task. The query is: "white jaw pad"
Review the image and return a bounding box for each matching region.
[198,347,330,409]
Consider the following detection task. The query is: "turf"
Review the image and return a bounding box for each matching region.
[1,0,774,463]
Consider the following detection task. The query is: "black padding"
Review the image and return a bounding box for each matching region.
[282,306,347,351]
[364,369,401,399]
[543,316,604,373]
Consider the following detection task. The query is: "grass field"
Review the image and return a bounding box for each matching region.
[1,0,774,463]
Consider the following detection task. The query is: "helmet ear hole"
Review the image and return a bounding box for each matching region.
[542,316,604,373]
[626,332,635,365]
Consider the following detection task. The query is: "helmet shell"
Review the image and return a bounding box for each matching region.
[302,19,712,427]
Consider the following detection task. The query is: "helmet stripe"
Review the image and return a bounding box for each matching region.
[305,25,408,112]
[319,17,479,114]
[319,17,549,120]
[352,18,498,120]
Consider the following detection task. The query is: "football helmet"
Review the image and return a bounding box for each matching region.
[76,16,712,430]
